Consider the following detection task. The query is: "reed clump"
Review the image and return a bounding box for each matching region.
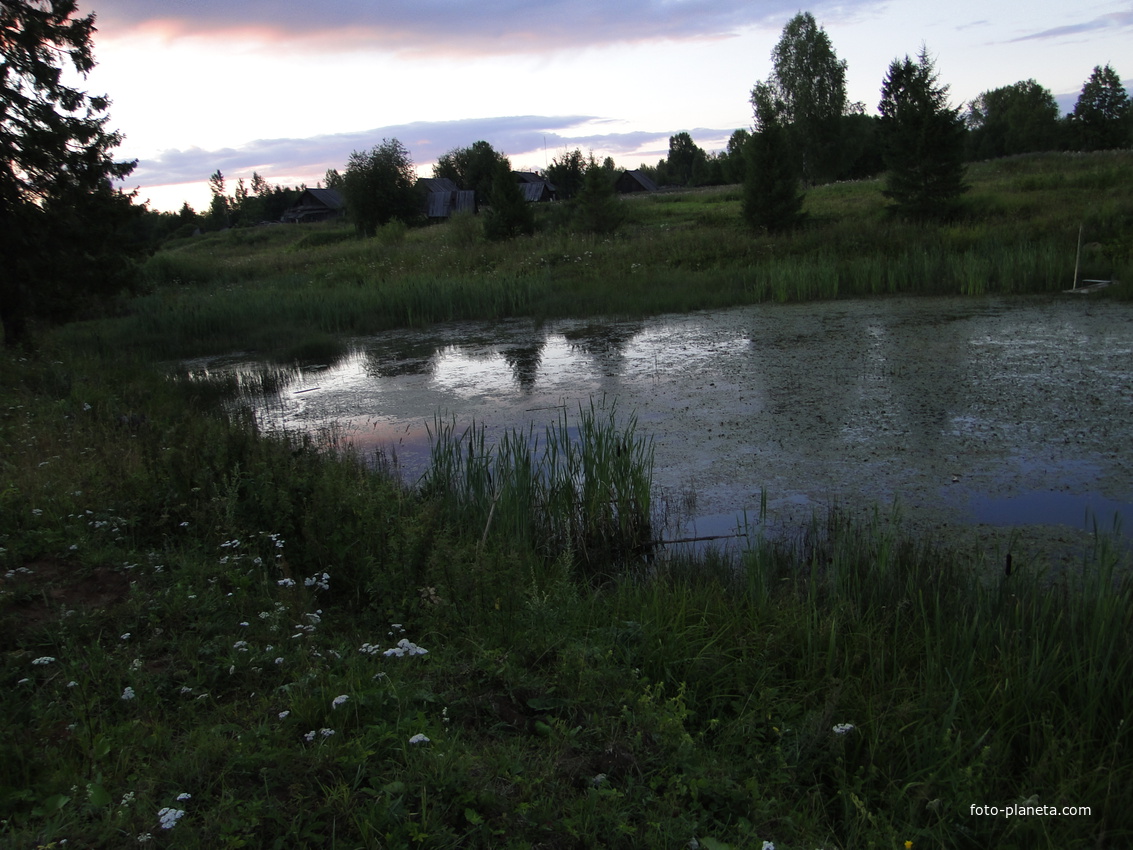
[421,399,654,582]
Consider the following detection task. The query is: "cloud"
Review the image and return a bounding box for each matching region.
[1010,8,1133,43]
[93,0,860,54]
[123,115,739,190]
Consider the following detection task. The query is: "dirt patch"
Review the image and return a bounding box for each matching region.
[1,558,131,641]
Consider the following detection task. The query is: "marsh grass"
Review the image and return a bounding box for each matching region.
[422,398,654,582]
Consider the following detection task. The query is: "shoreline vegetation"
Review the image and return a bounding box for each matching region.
[2,151,1132,847]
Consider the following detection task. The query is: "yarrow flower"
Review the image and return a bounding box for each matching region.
[408,733,430,745]
[176,793,191,802]
[278,710,290,719]
[304,572,330,591]
[383,638,428,657]
[157,807,185,829]
[121,686,136,700]
[832,723,855,735]
[332,694,349,709]
[31,656,56,665]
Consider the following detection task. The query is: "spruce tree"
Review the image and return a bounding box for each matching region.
[483,161,534,241]
[878,48,968,219]
[743,84,805,232]
[1,0,140,346]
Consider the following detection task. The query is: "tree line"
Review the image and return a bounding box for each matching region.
[739,11,1132,229]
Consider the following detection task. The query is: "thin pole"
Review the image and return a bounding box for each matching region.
[1072,224,1083,290]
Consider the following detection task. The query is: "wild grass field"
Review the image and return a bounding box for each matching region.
[2,151,1132,848]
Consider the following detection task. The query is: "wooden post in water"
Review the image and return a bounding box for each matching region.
[1072,224,1083,290]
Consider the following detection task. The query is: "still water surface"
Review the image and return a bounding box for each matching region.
[189,295,1133,560]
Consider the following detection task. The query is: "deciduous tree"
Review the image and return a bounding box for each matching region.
[967,79,1061,159]
[1,0,141,346]
[545,148,589,200]
[755,12,848,184]
[878,48,968,219]
[341,139,420,238]
[433,140,509,202]
[1070,64,1131,151]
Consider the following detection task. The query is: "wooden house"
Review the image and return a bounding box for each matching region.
[615,170,659,194]
[417,177,477,219]
[513,172,558,202]
[281,188,346,223]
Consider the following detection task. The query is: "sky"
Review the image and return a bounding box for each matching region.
[77,0,1133,213]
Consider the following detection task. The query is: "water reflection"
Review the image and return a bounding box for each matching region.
[195,297,1133,555]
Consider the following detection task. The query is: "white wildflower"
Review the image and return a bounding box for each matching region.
[277,578,295,588]
[332,694,349,709]
[383,638,428,657]
[157,807,185,829]
[832,723,855,735]
[408,733,430,745]
[31,656,56,665]
[175,793,191,802]
[278,710,290,719]
[121,686,136,700]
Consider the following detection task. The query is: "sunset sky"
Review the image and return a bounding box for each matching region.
[79,0,1133,212]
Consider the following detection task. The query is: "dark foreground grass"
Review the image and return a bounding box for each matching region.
[2,349,1130,848]
[54,150,1133,361]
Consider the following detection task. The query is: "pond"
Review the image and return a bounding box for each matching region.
[186,294,1133,566]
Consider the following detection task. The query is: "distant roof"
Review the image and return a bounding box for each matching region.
[513,171,545,184]
[302,187,345,209]
[616,170,659,193]
[417,177,460,193]
[518,181,556,202]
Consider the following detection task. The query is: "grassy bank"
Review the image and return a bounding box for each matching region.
[57,150,1133,360]
[2,349,1131,848]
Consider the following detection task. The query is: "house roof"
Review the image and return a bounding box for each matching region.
[518,181,556,202]
[302,187,346,209]
[513,171,544,184]
[417,177,460,194]
[616,170,659,193]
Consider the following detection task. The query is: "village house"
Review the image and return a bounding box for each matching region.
[615,169,660,194]
[281,188,346,223]
[417,177,477,220]
[514,171,558,203]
